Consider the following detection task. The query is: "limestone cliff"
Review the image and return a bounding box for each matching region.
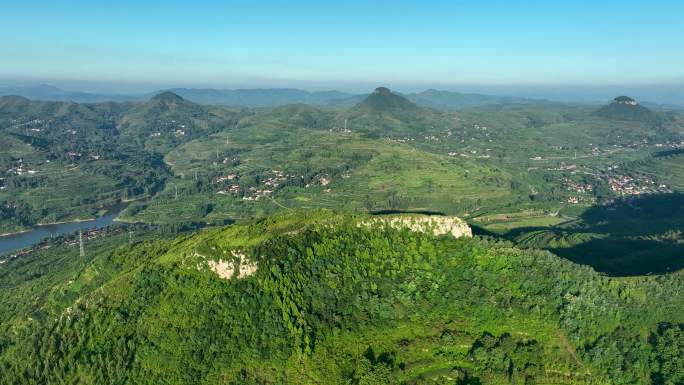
[361,214,472,239]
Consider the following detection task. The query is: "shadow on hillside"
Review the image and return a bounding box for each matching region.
[504,193,684,276]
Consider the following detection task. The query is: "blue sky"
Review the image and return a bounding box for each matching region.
[1,0,683,92]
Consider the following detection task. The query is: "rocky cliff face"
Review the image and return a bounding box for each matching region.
[361,214,472,239]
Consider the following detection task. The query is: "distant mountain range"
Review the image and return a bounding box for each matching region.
[0,84,135,103]
[2,83,684,110]
[0,84,548,110]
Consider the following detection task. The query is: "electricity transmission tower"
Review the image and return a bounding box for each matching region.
[79,230,85,257]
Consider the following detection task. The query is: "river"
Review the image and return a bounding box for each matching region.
[0,205,127,255]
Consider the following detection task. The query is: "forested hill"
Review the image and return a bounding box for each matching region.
[592,96,663,124]
[1,210,683,384]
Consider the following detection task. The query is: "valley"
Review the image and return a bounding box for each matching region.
[2,87,684,384]
[2,89,684,276]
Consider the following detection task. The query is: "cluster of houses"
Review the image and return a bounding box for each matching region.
[149,120,185,138]
[215,169,335,201]
[10,118,50,131]
[392,137,415,143]
[563,178,594,194]
[464,124,492,142]
[216,170,291,201]
[654,139,684,150]
[148,120,187,138]
[329,127,352,134]
[216,174,238,183]
[6,159,36,176]
[607,175,669,196]
[216,173,241,196]
[386,122,491,148]
[303,174,331,188]
[546,163,581,173]
[566,197,582,204]
[240,187,274,201]
[265,170,287,187]
[447,149,491,159]
[222,156,240,165]
[216,184,241,196]
[65,228,108,246]
[64,152,100,161]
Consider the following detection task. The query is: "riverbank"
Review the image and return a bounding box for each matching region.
[1,217,99,238]
[0,204,129,255]
[0,228,31,237]
[0,198,143,238]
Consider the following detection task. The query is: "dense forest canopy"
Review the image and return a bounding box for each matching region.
[1,211,683,384]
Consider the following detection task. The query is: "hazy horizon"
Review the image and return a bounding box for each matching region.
[3,78,684,106]
[2,0,683,93]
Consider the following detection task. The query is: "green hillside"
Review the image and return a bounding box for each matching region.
[340,87,447,138]
[2,90,684,275]
[592,96,663,124]
[0,97,170,232]
[1,211,683,384]
[137,115,513,226]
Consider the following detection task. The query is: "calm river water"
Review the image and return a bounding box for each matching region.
[0,206,126,255]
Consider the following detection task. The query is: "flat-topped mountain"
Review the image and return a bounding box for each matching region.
[614,95,638,105]
[593,95,661,123]
[354,86,420,112]
[341,87,444,137]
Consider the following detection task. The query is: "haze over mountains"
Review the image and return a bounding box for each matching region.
[3,83,684,110]
[0,84,539,109]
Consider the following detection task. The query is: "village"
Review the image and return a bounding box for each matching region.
[214,169,333,201]
[605,173,670,196]
[559,163,671,202]
[9,117,51,132]
[5,158,37,176]
[148,119,187,138]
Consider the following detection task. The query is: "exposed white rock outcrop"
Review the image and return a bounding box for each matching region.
[203,250,258,280]
[360,215,472,239]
